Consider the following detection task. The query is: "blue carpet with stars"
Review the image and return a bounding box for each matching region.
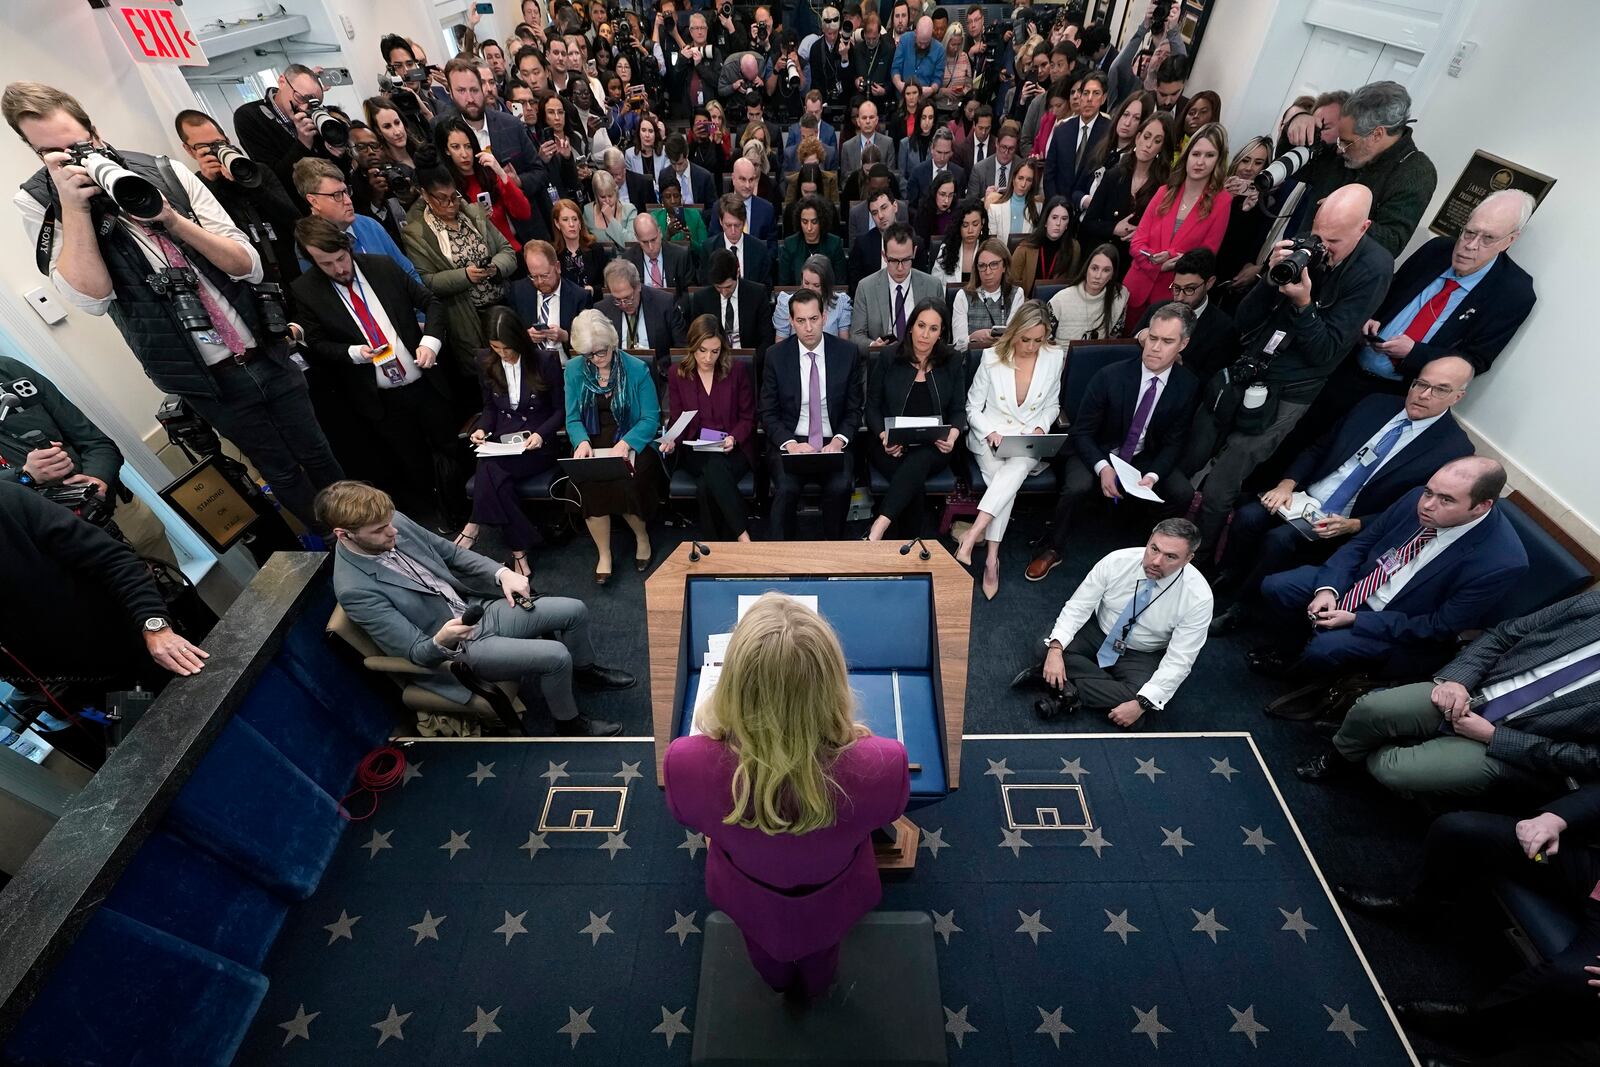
[234,734,1415,1066]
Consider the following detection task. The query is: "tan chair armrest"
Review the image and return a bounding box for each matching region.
[363,655,444,678]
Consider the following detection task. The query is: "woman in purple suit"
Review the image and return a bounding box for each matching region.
[659,315,757,542]
[457,307,563,575]
[664,594,910,998]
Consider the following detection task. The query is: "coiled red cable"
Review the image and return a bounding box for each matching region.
[338,745,407,821]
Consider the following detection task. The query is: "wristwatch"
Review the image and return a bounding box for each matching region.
[143,617,171,634]
[1136,695,1159,716]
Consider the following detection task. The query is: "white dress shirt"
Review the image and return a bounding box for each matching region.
[641,252,668,288]
[16,166,264,366]
[1362,511,1488,610]
[1305,411,1444,507]
[1093,365,1171,476]
[1480,636,1600,719]
[619,304,651,350]
[721,293,741,347]
[531,284,568,361]
[789,346,844,444]
[1045,547,1214,707]
[502,357,522,405]
[335,264,442,389]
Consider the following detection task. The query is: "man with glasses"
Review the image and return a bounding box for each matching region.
[509,239,591,362]
[291,159,420,284]
[807,6,854,108]
[849,222,944,353]
[231,63,349,189]
[594,259,685,377]
[175,109,303,285]
[1208,356,1476,638]
[624,213,691,295]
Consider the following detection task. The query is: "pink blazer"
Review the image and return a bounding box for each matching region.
[1125,187,1234,308]
[664,734,910,961]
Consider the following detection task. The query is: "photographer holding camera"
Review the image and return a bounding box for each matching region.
[231,64,351,191]
[1187,185,1394,559]
[765,32,808,126]
[6,81,343,532]
[852,11,894,107]
[174,110,303,286]
[0,351,122,507]
[808,7,855,110]
[1107,2,1187,108]
[719,51,770,125]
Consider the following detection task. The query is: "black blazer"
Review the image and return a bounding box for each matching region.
[699,234,773,286]
[686,281,774,354]
[290,254,449,420]
[864,345,968,436]
[658,162,717,209]
[626,243,694,294]
[619,168,657,211]
[1045,113,1110,200]
[594,286,687,376]
[758,333,864,448]
[1374,235,1537,378]
[507,277,592,338]
[475,347,565,473]
[1068,359,1199,481]
[1282,393,1474,526]
[1136,301,1239,383]
[435,108,553,241]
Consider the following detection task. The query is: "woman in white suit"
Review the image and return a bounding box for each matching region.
[983,159,1042,243]
[956,301,1065,599]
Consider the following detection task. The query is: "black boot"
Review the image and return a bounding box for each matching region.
[1295,749,1357,782]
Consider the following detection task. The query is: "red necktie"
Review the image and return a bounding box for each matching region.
[649,257,663,287]
[345,281,388,350]
[1398,279,1460,352]
[1340,526,1437,611]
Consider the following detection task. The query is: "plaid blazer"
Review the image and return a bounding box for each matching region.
[1437,591,1600,778]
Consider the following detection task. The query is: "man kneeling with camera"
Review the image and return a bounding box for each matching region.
[1187,184,1393,561]
[320,481,631,736]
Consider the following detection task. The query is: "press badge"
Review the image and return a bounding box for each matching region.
[1375,548,1405,579]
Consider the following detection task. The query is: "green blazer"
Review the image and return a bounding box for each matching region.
[563,351,662,454]
[400,200,518,361]
[777,233,848,286]
[651,207,707,255]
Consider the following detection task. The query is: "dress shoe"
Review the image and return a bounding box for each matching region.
[1393,1000,1473,1036]
[1295,750,1355,782]
[1333,883,1419,916]
[1247,645,1299,678]
[1208,603,1244,636]
[574,664,636,690]
[1010,664,1046,690]
[555,713,622,737]
[1025,549,1062,581]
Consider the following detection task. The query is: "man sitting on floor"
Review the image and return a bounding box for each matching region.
[318,481,631,736]
[1297,589,1600,797]
[1012,519,1213,729]
[1251,457,1526,682]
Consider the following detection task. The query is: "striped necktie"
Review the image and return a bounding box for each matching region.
[1340,526,1437,611]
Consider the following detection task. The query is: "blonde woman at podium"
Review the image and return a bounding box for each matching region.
[663,594,910,998]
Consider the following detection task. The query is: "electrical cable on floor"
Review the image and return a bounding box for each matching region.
[337,744,407,821]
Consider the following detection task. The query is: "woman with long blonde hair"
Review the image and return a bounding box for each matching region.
[664,594,910,997]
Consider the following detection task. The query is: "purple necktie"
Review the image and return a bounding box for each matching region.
[1478,651,1600,723]
[1119,376,1159,459]
[893,284,907,339]
[806,352,824,449]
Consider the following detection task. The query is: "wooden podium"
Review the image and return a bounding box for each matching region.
[643,541,973,791]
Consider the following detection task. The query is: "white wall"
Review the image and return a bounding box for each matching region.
[1186,0,1284,141]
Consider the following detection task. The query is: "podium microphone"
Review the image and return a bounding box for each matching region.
[899,537,931,560]
[688,540,712,562]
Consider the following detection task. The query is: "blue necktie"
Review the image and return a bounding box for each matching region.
[1478,651,1600,723]
[1098,579,1153,668]
[1320,420,1408,517]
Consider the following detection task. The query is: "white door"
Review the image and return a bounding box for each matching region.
[1280,27,1385,118]
[1370,43,1424,86]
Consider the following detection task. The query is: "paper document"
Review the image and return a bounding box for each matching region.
[688,440,727,452]
[690,663,721,736]
[660,409,697,444]
[1108,454,1163,502]
[886,416,942,429]
[706,632,732,665]
[474,441,525,457]
[1274,491,1326,522]
[737,593,819,620]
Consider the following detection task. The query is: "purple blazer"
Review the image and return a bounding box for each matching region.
[664,734,910,961]
[664,360,757,464]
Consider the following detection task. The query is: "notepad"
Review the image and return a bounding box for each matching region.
[474,441,525,457]
[660,409,697,445]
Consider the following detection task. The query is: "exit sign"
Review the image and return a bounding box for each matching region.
[106,0,210,67]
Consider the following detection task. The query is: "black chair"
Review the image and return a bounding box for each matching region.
[667,352,759,501]
[1060,338,1140,426]
[1494,496,1595,623]
[1034,281,1066,305]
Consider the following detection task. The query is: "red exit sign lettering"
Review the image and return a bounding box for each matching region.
[108,0,210,67]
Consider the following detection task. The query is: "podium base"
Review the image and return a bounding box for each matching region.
[690,911,946,1066]
[874,815,920,871]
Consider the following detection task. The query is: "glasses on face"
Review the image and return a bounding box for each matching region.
[1458,227,1510,248]
[308,187,353,202]
[1170,282,1205,298]
[885,254,914,267]
[1408,379,1460,399]
[977,259,1003,272]
[822,15,840,25]
[423,188,459,204]
[578,347,613,360]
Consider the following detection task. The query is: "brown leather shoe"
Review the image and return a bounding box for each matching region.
[1025,549,1062,582]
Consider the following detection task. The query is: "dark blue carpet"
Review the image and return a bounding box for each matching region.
[236,735,1415,1065]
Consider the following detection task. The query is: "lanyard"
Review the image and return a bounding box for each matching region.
[1119,571,1180,644]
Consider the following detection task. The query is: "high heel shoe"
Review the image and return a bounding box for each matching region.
[594,568,612,586]
[981,562,1000,600]
[635,542,654,572]
[509,552,531,577]
[453,529,477,550]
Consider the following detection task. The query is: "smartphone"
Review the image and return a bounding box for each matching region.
[1138,249,1157,259]
[586,59,598,76]
[509,101,524,118]
[319,67,353,87]
[475,2,495,12]
[476,191,493,211]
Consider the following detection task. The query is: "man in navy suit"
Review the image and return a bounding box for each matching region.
[1210,356,1477,632]
[594,259,687,377]
[701,194,774,285]
[507,241,591,363]
[759,289,864,539]
[1253,457,1527,680]
[625,215,693,295]
[435,58,552,241]
[688,250,775,354]
[1293,190,1538,448]
[1027,303,1200,581]
[904,130,967,211]
[728,156,777,243]
[659,134,718,208]
[1044,71,1110,201]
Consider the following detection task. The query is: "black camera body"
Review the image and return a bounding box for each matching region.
[1268,234,1328,286]
[379,162,415,199]
[146,265,213,332]
[253,282,289,337]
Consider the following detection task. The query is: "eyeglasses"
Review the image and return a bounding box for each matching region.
[1170,282,1205,298]
[307,187,353,202]
[976,259,1003,271]
[578,347,613,360]
[822,15,840,25]
[885,255,914,267]
[1407,379,1461,398]
[1458,227,1511,248]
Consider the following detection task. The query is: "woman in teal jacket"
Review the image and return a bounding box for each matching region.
[564,308,663,584]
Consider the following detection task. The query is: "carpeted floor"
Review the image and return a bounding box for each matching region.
[300,496,1524,1060]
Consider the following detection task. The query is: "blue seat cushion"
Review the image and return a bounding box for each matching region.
[102,830,291,970]
[1,908,267,1067]
[1495,501,1593,623]
[868,464,958,495]
[165,717,344,901]
[670,467,757,498]
[465,466,557,499]
[685,576,933,670]
[678,669,946,798]
[233,662,375,800]
[1496,877,1582,961]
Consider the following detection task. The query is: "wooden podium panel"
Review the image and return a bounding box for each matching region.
[643,541,972,788]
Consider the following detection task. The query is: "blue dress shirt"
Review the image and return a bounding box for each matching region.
[1358,255,1497,379]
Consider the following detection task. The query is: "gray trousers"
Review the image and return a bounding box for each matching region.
[1061,620,1163,711]
[461,597,594,721]
[1191,398,1312,556]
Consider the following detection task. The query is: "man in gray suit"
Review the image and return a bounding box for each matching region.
[840,100,897,179]
[967,120,1021,200]
[849,222,946,353]
[1298,590,1600,796]
[318,482,630,736]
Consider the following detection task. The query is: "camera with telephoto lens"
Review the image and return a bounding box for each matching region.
[253,282,289,336]
[1254,142,1325,191]
[64,142,165,217]
[782,53,803,91]
[210,142,262,189]
[303,101,349,147]
[1268,234,1328,286]
[146,266,213,332]
[379,162,414,198]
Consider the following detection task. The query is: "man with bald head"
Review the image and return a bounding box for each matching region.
[1252,455,1526,689]
[1188,183,1394,559]
[1209,355,1477,637]
[728,155,777,242]
[625,212,691,294]
[891,15,946,92]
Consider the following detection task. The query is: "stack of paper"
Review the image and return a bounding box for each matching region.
[690,631,734,736]
[659,409,697,445]
[736,593,819,620]
[474,441,525,457]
